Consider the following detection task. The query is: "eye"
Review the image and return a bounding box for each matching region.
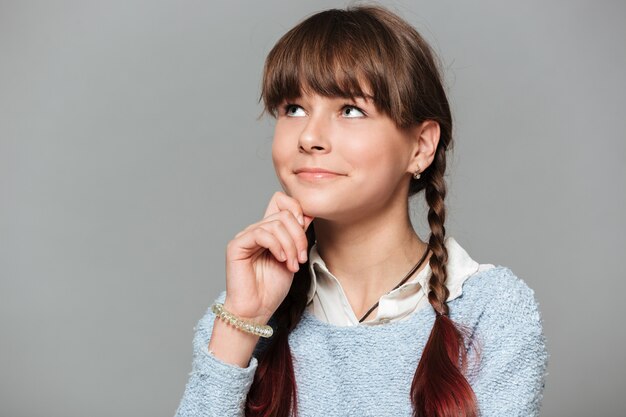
[282,103,306,117]
[280,102,367,118]
[342,105,366,118]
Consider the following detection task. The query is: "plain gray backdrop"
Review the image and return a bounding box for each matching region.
[1,0,625,416]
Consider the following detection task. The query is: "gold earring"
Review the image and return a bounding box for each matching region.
[412,163,421,179]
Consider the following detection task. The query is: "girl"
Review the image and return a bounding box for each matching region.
[175,5,548,417]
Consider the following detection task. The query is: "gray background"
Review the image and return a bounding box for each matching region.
[1,0,624,416]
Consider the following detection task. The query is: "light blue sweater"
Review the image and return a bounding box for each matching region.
[174,266,549,416]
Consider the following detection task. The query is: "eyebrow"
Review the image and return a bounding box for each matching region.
[349,96,376,110]
[281,94,375,107]
[339,95,374,107]
[287,92,374,100]
[348,93,374,100]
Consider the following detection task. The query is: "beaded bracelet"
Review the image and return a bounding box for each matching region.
[211,302,274,338]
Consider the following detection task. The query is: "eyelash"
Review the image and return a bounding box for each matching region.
[281,103,367,117]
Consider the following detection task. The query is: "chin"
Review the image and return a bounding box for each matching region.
[289,190,356,221]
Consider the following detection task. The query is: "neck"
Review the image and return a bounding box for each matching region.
[312,205,430,319]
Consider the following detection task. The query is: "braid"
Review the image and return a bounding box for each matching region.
[424,149,450,317]
[409,146,480,417]
[245,226,316,417]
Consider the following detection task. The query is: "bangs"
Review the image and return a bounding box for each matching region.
[260,9,402,123]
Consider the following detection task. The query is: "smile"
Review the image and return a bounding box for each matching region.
[295,172,344,182]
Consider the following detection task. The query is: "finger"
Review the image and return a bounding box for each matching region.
[235,220,263,239]
[235,210,311,251]
[264,191,305,228]
[259,220,300,272]
[264,210,309,265]
[232,227,288,266]
[259,210,309,264]
[234,210,284,239]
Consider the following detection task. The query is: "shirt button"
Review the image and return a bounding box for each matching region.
[380,318,390,324]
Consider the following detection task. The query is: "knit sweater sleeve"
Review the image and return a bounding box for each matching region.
[469,267,549,417]
[173,290,267,417]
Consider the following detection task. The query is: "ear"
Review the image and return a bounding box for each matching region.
[406,120,440,175]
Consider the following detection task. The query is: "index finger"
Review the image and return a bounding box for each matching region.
[264,191,310,229]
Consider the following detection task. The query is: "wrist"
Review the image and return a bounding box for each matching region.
[222,298,273,325]
[209,318,259,368]
[212,302,273,339]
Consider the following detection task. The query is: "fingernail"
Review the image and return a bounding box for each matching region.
[298,215,304,226]
[293,258,299,270]
[280,250,286,261]
[300,250,307,263]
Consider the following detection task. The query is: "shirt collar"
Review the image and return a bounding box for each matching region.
[305,236,480,305]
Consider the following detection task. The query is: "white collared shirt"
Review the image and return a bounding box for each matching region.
[305,236,495,326]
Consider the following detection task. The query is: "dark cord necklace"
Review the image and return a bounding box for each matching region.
[358,247,431,323]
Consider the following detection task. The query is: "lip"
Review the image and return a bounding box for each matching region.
[296,171,342,181]
[294,167,343,175]
[294,167,345,182]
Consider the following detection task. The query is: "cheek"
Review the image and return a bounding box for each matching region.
[341,132,403,181]
[271,128,291,169]
[270,139,281,168]
[271,129,298,192]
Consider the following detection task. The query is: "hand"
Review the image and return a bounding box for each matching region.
[223,191,314,324]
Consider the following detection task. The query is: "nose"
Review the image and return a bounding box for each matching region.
[298,112,331,153]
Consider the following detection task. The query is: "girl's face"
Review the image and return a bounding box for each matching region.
[271,89,423,222]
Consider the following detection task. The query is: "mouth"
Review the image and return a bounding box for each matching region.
[293,166,346,183]
[296,171,343,180]
[294,169,346,183]
[294,167,342,174]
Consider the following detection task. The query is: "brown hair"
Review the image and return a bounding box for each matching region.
[249,4,482,417]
